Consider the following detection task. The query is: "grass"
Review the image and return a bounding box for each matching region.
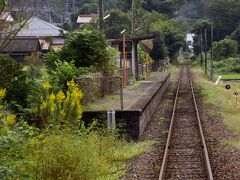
[1,130,155,179]
[126,81,141,91]
[192,66,240,147]
[220,74,240,79]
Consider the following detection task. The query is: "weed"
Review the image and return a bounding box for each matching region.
[192,67,240,141]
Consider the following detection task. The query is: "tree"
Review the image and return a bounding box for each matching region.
[213,38,238,61]
[191,19,212,58]
[231,26,240,53]
[143,0,182,17]
[150,34,168,61]
[150,17,184,61]
[104,9,131,39]
[51,28,113,74]
[205,0,240,40]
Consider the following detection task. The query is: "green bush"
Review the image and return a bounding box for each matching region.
[0,55,39,112]
[214,57,240,73]
[0,55,23,88]
[59,29,113,74]
[49,60,89,91]
[213,38,238,61]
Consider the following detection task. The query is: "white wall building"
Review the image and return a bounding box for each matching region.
[186,33,195,51]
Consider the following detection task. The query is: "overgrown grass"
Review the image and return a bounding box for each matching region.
[192,67,240,147]
[1,129,154,179]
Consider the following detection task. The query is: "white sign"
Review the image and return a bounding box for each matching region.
[215,76,222,86]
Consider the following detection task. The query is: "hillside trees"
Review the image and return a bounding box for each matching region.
[205,0,240,40]
[191,19,211,61]
[143,0,182,17]
[231,26,240,53]
[104,9,132,39]
[150,17,184,61]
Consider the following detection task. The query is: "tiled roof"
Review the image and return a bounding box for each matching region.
[17,17,67,37]
[0,38,40,53]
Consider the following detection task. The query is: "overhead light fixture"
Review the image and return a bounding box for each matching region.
[103,14,111,20]
[135,27,141,31]
[121,29,126,34]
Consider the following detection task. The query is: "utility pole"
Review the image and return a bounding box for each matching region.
[204,28,208,75]
[210,22,214,81]
[131,0,137,80]
[99,0,104,31]
[121,30,127,86]
[200,32,203,66]
[132,0,136,35]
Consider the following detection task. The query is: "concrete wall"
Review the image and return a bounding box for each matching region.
[82,74,171,140]
[139,75,170,136]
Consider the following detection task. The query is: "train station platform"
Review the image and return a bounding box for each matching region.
[82,72,171,140]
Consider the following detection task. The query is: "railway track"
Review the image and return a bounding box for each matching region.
[159,65,213,180]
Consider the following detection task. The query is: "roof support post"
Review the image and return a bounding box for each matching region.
[134,41,139,81]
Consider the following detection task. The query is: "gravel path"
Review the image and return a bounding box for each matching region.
[124,77,177,179]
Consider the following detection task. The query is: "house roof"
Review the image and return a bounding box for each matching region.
[17,17,67,37]
[0,38,40,53]
[77,14,98,24]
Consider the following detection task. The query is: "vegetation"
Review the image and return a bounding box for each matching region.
[4,0,240,178]
[213,39,238,61]
[46,28,114,74]
[192,67,240,147]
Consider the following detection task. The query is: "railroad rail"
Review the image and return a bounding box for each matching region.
[159,65,213,180]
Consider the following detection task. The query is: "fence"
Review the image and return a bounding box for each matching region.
[118,67,133,85]
[77,74,123,111]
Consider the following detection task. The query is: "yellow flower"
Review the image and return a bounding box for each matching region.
[49,101,56,112]
[67,80,78,89]
[71,89,83,99]
[49,93,56,101]
[0,88,6,99]
[42,82,52,90]
[56,91,65,102]
[6,114,16,125]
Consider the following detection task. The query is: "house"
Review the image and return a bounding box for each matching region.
[186,33,195,51]
[16,16,67,51]
[77,14,98,27]
[0,12,14,23]
[0,38,41,60]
